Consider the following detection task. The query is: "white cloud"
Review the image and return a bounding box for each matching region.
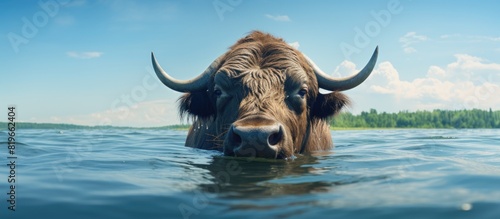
[45,99,181,127]
[342,54,500,111]
[370,65,456,101]
[333,60,358,78]
[440,34,500,42]
[448,54,500,72]
[288,41,300,49]
[67,51,103,59]
[54,15,75,26]
[403,47,417,54]
[440,34,460,39]
[427,66,447,78]
[399,32,428,54]
[400,32,428,44]
[265,14,291,22]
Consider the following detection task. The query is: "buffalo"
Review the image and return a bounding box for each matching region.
[152,31,377,159]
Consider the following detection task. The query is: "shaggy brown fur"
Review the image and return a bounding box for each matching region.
[178,31,349,158]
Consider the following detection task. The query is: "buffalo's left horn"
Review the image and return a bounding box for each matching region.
[305,46,378,91]
[151,52,222,92]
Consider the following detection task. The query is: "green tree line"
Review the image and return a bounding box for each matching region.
[2,109,499,130]
[0,122,190,130]
[330,108,500,128]
[0,122,116,130]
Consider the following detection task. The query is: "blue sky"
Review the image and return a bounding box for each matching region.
[1,0,499,127]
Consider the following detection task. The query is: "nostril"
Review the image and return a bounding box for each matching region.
[268,127,283,146]
[231,128,242,146]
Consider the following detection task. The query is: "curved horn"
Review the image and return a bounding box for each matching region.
[305,46,378,91]
[151,52,223,92]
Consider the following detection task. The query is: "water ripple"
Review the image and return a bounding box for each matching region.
[4,129,500,219]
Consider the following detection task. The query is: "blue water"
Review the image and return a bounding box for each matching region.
[1,129,499,218]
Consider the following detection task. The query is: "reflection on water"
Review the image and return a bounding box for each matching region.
[193,155,332,199]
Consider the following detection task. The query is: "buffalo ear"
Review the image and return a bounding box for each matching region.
[311,92,350,119]
[178,91,215,119]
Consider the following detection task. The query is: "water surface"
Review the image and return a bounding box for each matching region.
[1,129,499,218]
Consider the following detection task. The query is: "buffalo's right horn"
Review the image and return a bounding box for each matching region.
[151,52,223,92]
[305,46,378,91]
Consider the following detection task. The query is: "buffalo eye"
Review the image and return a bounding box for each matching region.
[214,89,222,97]
[298,89,308,98]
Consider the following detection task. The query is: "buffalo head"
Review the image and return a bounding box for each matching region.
[152,31,377,159]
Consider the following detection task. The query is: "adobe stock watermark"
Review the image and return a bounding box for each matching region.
[52,66,160,181]
[7,0,72,54]
[110,66,160,121]
[52,134,97,181]
[213,0,243,21]
[340,0,403,59]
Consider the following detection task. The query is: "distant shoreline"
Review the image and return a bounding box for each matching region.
[0,122,497,131]
[0,122,189,130]
[1,108,499,130]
